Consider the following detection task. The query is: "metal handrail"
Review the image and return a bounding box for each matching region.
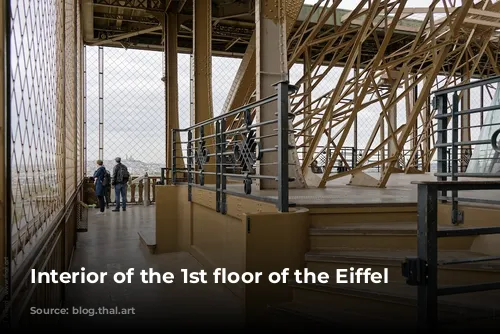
[171,81,297,213]
[433,76,500,224]
[433,75,500,96]
[402,180,500,331]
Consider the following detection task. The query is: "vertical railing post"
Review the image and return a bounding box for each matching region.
[172,129,177,185]
[220,118,227,214]
[187,129,192,201]
[436,94,448,201]
[215,121,221,212]
[276,81,289,213]
[451,92,459,224]
[417,183,438,331]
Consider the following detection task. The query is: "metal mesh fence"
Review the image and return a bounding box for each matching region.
[10,0,83,271]
[84,46,165,177]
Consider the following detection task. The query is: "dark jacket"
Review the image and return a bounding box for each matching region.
[112,163,127,185]
[93,166,106,196]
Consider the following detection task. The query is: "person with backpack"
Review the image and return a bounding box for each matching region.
[93,160,108,214]
[111,157,130,212]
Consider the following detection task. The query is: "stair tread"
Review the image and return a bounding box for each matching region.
[307,249,495,261]
[290,281,500,312]
[306,249,500,269]
[273,299,500,329]
[310,222,493,234]
[271,301,403,327]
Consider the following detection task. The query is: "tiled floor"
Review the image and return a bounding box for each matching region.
[60,205,244,329]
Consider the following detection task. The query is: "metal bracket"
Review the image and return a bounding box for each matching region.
[401,257,428,286]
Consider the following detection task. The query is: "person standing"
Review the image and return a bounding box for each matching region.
[111,157,130,212]
[93,160,107,215]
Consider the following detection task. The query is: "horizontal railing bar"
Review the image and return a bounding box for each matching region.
[413,180,500,191]
[174,94,279,131]
[438,256,500,266]
[437,282,500,296]
[435,158,498,162]
[438,196,500,205]
[435,122,500,131]
[434,173,500,178]
[224,173,278,180]
[187,119,280,142]
[220,188,282,204]
[434,75,500,96]
[186,171,278,181]
[434,104,500,118]
[434,140,491,147]
[437,227,500,237]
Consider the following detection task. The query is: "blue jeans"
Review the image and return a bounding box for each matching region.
[114,183,127,209]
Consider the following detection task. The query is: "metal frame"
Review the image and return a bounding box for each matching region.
[402,181,500,330]
[433,75,500,224]
[172,81,296,213]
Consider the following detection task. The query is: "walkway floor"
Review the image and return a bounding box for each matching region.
[217,173,500,207]
[61,205,244,330]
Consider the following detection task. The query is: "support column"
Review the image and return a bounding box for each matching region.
[164,6,184,176]
[461,67,471,173]
[98,46,104,161]
[303,46,312,162]
[383,71,398,170]
[255,0,305,190]
[193,0,215,183]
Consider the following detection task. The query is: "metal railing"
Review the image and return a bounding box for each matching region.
[83,174,159,206]
[311,147,425,174]
[172,81,297,213]
[433,75,500,224]
[402,181,500,331]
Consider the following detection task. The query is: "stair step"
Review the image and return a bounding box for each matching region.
[277,282,500,329]
[138,230,156,254]
[310,222,418,235]
[309,222,476,251]
[309,222,476,250]
[270,301,406,329]
[306,250,500,285]
[308,205,417,227]
[306,250,500,269]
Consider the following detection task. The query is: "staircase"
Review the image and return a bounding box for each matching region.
[269,203,500,330]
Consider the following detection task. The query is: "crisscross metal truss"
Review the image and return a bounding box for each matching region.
[10,0,84,269]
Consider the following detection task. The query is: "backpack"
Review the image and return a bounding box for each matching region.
[102,170,111,187]
[116,164,130,183]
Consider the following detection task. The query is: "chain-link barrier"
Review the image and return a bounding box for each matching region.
[10,0,77,268]
[84,46,165,177]
[8,0,84,321]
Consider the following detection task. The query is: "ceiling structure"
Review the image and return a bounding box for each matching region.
[82,0,438,63]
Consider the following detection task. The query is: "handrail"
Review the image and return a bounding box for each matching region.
[402,180,500,330]
[433,75,500,224]
[171,81,297,213]
[433,75,500,96]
